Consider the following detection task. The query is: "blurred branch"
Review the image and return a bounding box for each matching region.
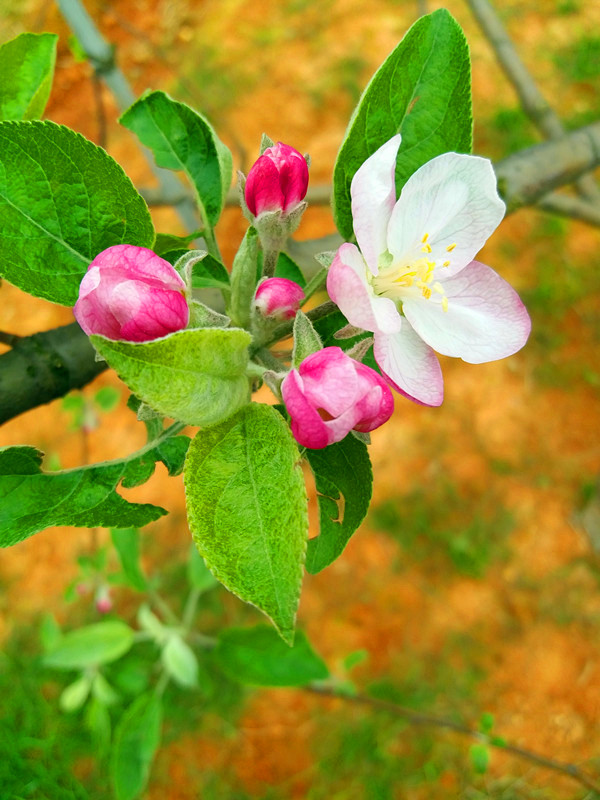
[465,0,600,203]
[536,193,600,227]
[56,0,200,234]
[309,685,600,794]
[0,323,107,425]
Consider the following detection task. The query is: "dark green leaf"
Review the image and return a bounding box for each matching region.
[256,251,306,288]
[120,90,232,226]
[91,328,251,428]
[333,9,472,240]
[0,433,190,547]
[185,403,308,644]
[215,625,328,686]
[0,32,57,121]
[305,435,373,574]
[111,528,147,592]
[111,693,162,800]
[0,120,154,305]
[43,620,134,669]
[153,230,202,256]
[190,253,230,291]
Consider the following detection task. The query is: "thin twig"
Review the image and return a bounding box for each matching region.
[465,0,600,203]
[307,685,600,794]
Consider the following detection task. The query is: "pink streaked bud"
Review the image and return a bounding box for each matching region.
[95,586,112,614]
[255,278,305,320]
[74,245,189,342]
[281,346,394,449]
[245,142,309,217]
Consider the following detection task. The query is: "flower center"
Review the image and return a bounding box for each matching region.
[371,233,455,312]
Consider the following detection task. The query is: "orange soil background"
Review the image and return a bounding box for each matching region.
[1,0,600,797]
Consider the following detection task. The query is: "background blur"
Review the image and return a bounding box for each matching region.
[1,0,600,797]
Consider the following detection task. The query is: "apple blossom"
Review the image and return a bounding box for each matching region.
[281,346,394,449]
[245,142,308,217]
[327,135,531,406]
[74,245,189,342]
[254,277,305,320]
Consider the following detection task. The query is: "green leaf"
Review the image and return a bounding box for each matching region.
[43,621,134,670]
[0,434,190,547]
[189,253,230,291]
[305,435,373,574]
[0,120,154,305]
[187,544,219,593]
[120,90,232,226]
[185,403,308,644]
[0,32,57,121]
[228,227,259,328]
[111,528,147,592]
[153,230,202,256]
[91,328,251,428]
[59,674,93,713]
[94,386,121,413]
[256,250,306,288]
[292,310,322,368]
[111,693,162,800]
[470,743,491,774]
[161,635,198,688]
[332,9,472,240]
[215,625,328,686]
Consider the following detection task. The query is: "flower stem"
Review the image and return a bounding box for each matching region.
[262,249,279,278]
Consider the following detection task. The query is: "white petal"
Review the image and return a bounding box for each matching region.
[373,325,443,407]
[350,135,402,275]
[327,243,402,335]
[387,153,505,278]
[402,260,531,363]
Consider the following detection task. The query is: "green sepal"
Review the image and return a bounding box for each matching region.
[292,310,322,368]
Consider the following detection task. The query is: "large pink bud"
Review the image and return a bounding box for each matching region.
[281,346,394,449]
[74,245,189,342]
[255,277,305,320]
[245,142,309,217]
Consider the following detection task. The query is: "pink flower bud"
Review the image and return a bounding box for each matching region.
[245,142,309,217]
[281,346,394,449]
[95,586,112,614]
[255,278,305,320]
[74,245,189,342]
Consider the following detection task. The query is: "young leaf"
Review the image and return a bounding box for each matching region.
[0,32,58,121]
[120,90,232,226]
[0,434,190,548]
[292,310,322,367]
[59,674,93,713]
[470,743,491,774]
[153,230,203,256]
[304,435,373,574]
[185,403,308,645]
[0,120,154,305]
[187,544,219,593]
[91,328,252,428]
[214,625,328,686]
[333,9,472,240]
[161,635,199,688]
[111,528,147,592]
[228,227,259,328]
[111,693,162,800]
[189,253,230,291]
[43,621,134,670]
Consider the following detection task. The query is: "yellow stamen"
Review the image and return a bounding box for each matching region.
[421,233,429,243]
[432,282,445,295]
[421,243,432,254]
[443,260,450,267]
[422,287,432,299]
[442,297,449,312]
[446,243,456,252]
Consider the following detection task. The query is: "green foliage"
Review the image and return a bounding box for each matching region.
[228,226,259,327]
[91,328,252,428]
[554,35,600,82]
[305,434,373,574]
[161,636,199,688]
[0,120,154,305]
[187,544,219,593]
[470,743,491,774]
[0,433,189,547]
[189,252,231,292]
[111,528,148,592]
[333,9,472,240]
[489,107,537,157]
[120,90,232,227]
[0,32,57,121]
[214,625,328,686]
[43,621,134,670]
[185,403,308,644]
[291,309,322,367]
[111,693,162,800]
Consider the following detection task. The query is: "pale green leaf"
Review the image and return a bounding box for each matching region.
[185,403,308,644]
[111,528,147,592]
[292,310,322,367]
[0,32,57,120]
[333,9,472,240]
[161,635,198,688]
[120,90,232,226]
[91,328,252,428]
[111,693,162,800]
[215,625,328,686]
[59,674,92,713]
[305,435,373,574]
[0,120,154,305]
[43,621,134,669]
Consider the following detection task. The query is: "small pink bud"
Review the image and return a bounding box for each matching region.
[74,245,189,342]
[245,142,309,217]
[75,582,90,596]
[281,346,394,449]
[95,586,112,614]
[255,278,305,320]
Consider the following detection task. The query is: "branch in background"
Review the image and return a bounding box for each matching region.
[536,192,600,227]
[55,0,200,234]
[465,0,600,204]
[0,322,107,426]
